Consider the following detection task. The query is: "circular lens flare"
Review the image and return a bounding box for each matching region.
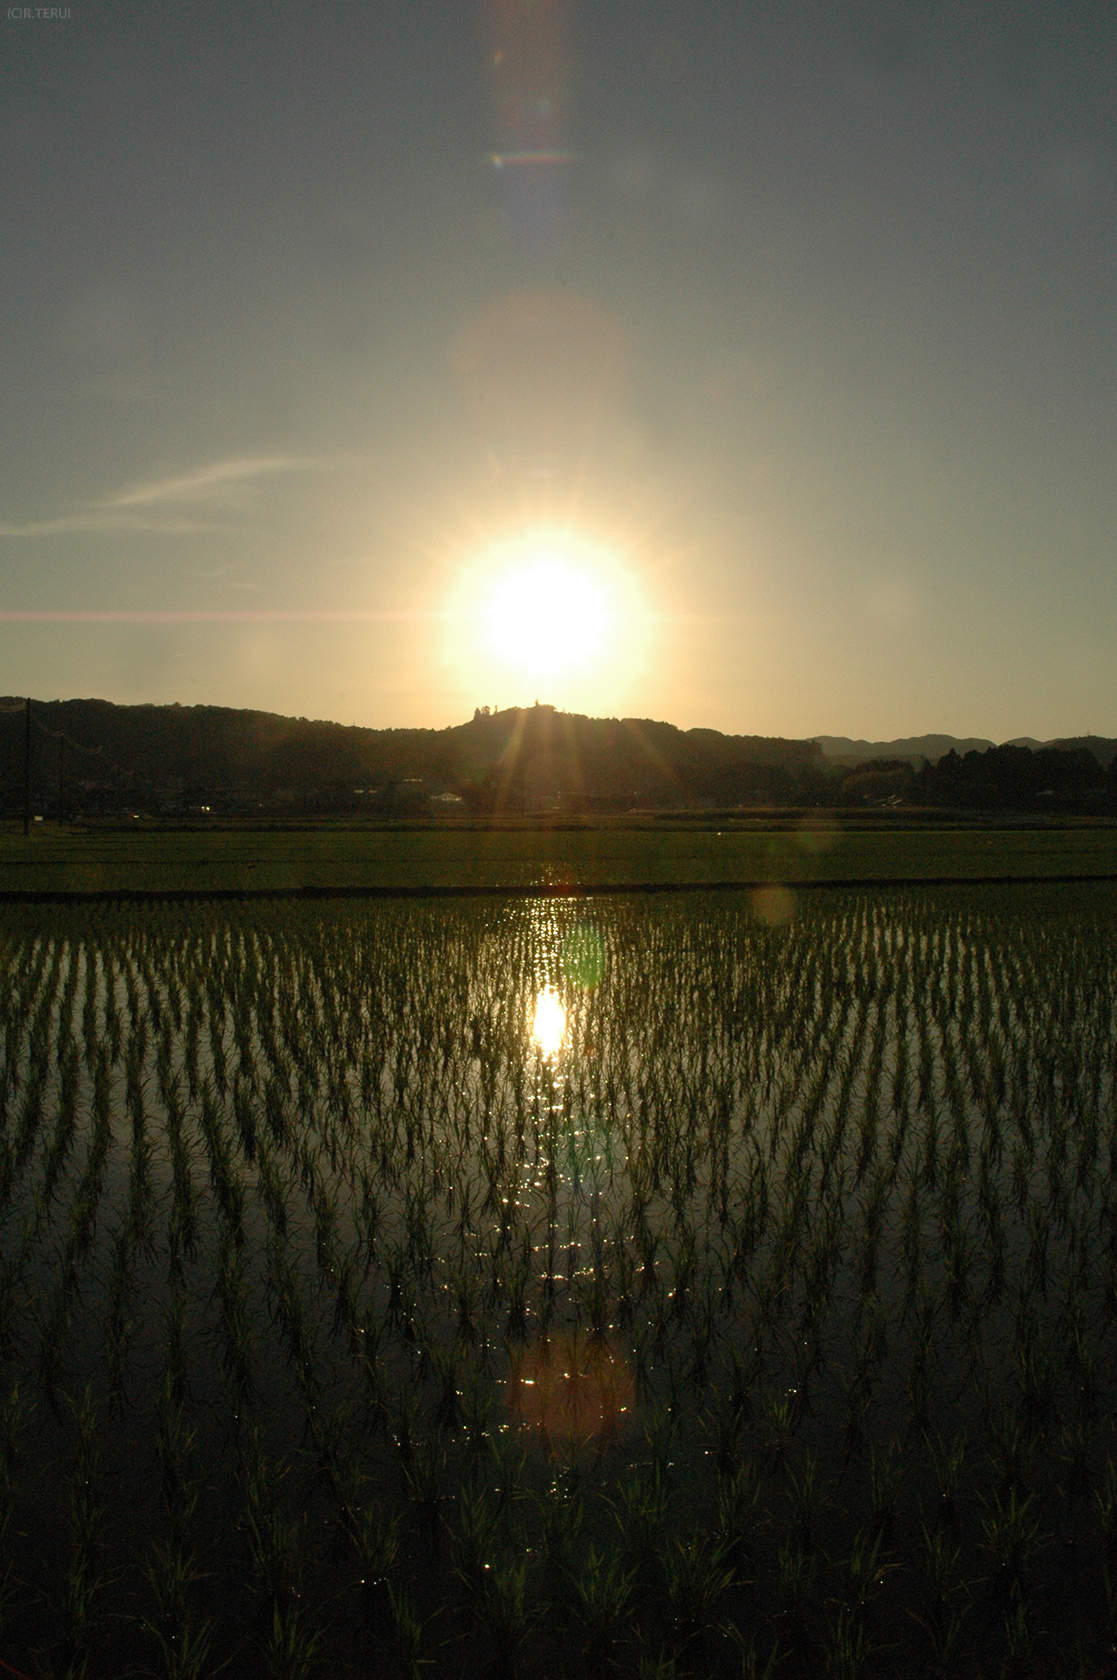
[507,1332,635,1450]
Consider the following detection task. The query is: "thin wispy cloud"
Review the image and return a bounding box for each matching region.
[0,455,348,537]
[0,610,438,623]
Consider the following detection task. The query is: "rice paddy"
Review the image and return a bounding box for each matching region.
[1,883,1116,1677]
[2,821,1117,897]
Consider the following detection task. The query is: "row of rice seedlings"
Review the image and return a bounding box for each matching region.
[52,1384,107,1680]
[0,1382,28,1651]
[0,932,56,1126]
[0,948,64,1221]
[236,1428,324,1680]
[139,1339,217,1680]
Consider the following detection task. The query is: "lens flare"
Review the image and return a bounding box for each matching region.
[484,0,572,250]
[752,885,796,927]
[561,924,605,988]
[507,1332,634,1449]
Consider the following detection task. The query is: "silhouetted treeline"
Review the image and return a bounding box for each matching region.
[2,698,1114,817]
[912,743,1114,810]
[825,743,1114,811]
[0,698,823,816]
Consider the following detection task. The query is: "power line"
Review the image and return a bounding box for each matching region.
[6,701,105,829]
[22,698,29,836]
[33,716,103,756]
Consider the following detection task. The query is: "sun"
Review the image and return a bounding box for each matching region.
[442,524,654,711]
[481,534,611,678]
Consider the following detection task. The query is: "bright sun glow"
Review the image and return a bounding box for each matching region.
[531,986,567,1057]
[443,525,654,714]
[482,536,610,678]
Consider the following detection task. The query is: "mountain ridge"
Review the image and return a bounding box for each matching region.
[814,733,1117,768]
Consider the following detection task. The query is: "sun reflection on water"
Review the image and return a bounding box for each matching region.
[531,985,567,1057]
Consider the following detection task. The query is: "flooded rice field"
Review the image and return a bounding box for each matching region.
[1,884,1116,1678]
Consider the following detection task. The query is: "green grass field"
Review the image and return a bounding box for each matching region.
[1,821,1116,895]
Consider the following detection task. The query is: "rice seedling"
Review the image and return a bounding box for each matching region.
[979,1484,1048,1618]
[661,1528,736,1659]
[53,1385,107,1680]
[265,1230,319,1414]
[719,1625,783,1680]
[385,1581,438,1680]
[534,1468,584,1599]
[455,1481,501,1591]
[211,1226,255,1408]
[715,1456,761,1570]
[866,1439,903,1547]
[636,1654,678,1680]
[823,1526,892,1680]
[139,1373,216,1680]
[775,1537,818,1663]
[566,1541,636,1669]
[784,1452,821,1555]
[238,1436,323,1680]
[462,1552,536,1680]
[918,1521,970,1676]
[343,1490,400,1628]
[612,1464,671,1591]
[33,1043,80,1225]
[198,1082,245,1249]
[0,1383,28,1636]
[404,1434,447,1549]
[102,1216,137,1411]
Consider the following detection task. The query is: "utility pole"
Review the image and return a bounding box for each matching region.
[22,697,31,837]
[58,733,65,825]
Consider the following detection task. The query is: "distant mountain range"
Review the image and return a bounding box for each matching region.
[814,734,1117,768]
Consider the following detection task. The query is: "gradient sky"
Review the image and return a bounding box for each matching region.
[2,0,1114,741]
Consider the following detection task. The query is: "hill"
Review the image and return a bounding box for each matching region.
[817,732,1117,768]
[0,698,824,817]
[814,734,996,767]
[4,699,1114,819]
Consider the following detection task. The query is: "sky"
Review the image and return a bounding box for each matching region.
[1,0,1114,742]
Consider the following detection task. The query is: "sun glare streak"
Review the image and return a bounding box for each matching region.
[531,986,567,1057]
